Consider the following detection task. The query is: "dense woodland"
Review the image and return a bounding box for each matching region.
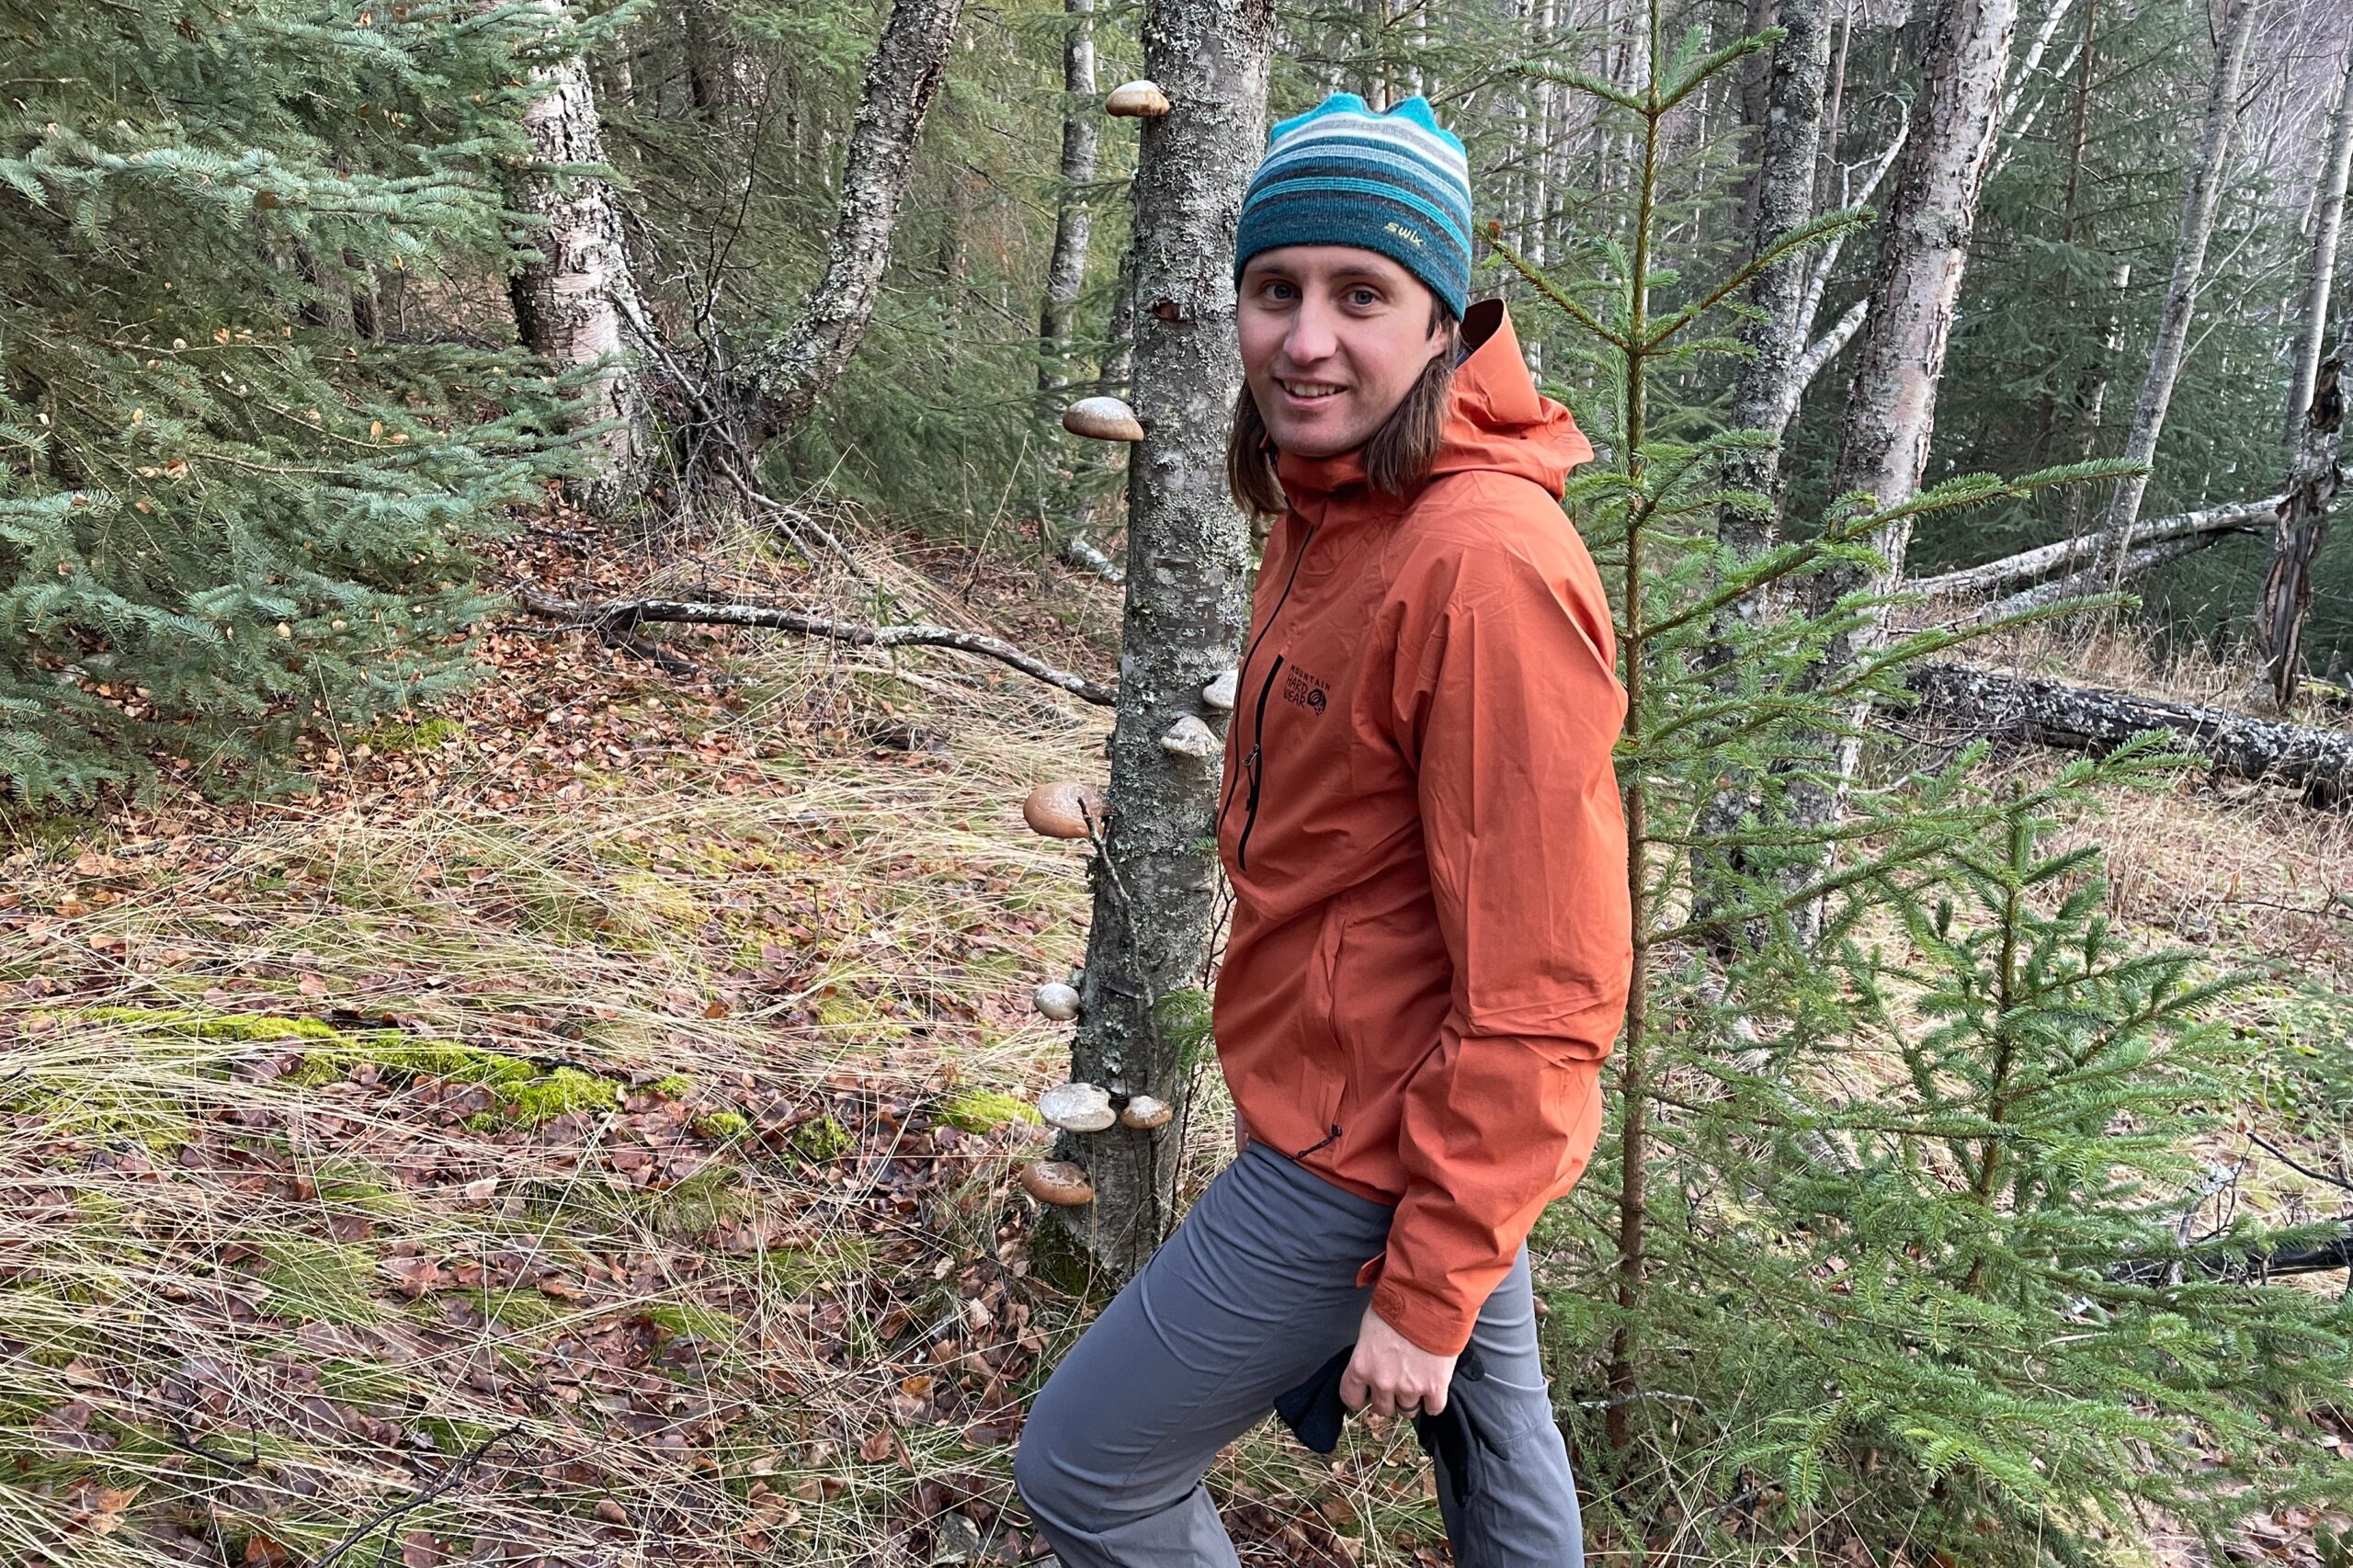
[4,0,2353,1564]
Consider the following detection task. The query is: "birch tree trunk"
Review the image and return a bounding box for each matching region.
[2256,312,2350,710]
[1717,0,1836,561]
[1784,0,2018,923]
[1818,0,2018,551]
[2093,0,2259,573]
[1051,0,1271,1277]
[741,0,965,444]
[2282,51,2353,446]
[1038,0,1100,395]
[507,0,654,518]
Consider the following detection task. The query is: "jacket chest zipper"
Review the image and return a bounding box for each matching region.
[1217,521,1319,869]
[1234,654,1284,871]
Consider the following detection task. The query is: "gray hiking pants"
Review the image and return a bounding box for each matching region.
[1013,1139,1586,1566]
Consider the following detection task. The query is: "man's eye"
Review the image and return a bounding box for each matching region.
[1347,288,1378,306]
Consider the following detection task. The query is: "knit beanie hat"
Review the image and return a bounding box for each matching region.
[1233,92,1474,321]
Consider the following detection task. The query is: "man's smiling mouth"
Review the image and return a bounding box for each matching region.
[1279,380,1347,401]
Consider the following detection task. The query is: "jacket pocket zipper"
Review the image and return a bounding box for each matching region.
[1233,653,1284,872]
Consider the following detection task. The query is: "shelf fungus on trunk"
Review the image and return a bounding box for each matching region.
[1033,981,1081,1021]
[1118,1094,1172,1130]
[1039,1081,1116,1132]
[1062,395,1144,442]
[1023,780,1108,839]
[1160,713,1220,759]
[1105,80,1171,119]
[1200,669,1238,710]
[1018,1159,1096,1207]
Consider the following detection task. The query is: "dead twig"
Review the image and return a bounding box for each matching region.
[517,587,1116,707]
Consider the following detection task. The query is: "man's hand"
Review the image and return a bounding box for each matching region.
[1339,1301,1456,1418]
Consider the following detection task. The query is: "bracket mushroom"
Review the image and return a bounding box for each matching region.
[1033,982,1081,1021]
[1018,1159,1096,1207]
[1039,1082,1117,1133]
[1062,396,1143,442]
[1160,714,1220,759]
[1200,670,1237,711]
[1105,80,1171,119]
[1024,780,1107,839]
[1118,1094,1173,1131]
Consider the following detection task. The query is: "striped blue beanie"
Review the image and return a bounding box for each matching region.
[1233,93,1474,320]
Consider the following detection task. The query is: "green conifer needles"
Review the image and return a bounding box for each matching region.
[0,3,586,802]
[1513,5,2353,1559]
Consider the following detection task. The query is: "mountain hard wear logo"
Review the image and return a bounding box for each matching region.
[1283,666,1331,714]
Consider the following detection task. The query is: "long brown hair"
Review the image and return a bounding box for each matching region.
[1226,302,1462,522]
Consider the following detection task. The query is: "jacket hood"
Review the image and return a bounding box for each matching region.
[1272,299,1595,514]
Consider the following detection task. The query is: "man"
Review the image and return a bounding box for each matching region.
[1014,92,1632,1567]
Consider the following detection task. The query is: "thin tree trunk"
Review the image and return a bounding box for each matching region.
[1717,0,1836,562]
[2282,51,2353,446]
[507,0,654,517]
[1039,0,1101,395]
[741,0,965,444]
[1821,0,2018,550]
[2256,313,2350,710]
[1051,0,1271,1278]
[2029,0,2098,465]
[2094,0,2260,576]
[1800,0,2018,756]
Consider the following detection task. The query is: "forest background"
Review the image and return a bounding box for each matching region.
[4,0,2353,1564]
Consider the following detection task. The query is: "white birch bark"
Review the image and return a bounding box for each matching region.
[1054,0,1271,1276]
[1820,0,2018,537]
[507,0,654,517]
[2283,51,2353,445]
[2094,0,2261,572]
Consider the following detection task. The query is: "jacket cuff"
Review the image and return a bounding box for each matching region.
[1369,1270,1480,1358]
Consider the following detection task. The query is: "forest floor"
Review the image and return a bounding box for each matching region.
[0,499,2347,1567]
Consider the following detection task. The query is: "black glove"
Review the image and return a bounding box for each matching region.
[1271,1342,1509,1509]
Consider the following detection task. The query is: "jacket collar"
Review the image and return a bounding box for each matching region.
[1268,301,1593,529]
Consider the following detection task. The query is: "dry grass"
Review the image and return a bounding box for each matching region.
[3,509,2346,1566]
[0,512,1447,1567]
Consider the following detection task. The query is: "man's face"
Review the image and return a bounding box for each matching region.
[1237,245,1449,459]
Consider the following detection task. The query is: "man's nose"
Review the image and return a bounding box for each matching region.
[1282,296,1339,365]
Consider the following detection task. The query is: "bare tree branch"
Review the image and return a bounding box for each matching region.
[517,588,1117,707]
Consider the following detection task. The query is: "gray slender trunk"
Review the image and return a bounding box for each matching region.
[1820,0,2018,544]
[2094,0,2260,570]
[2256,310,2351,709]
[1695,0,1835,949]
[2283,51,2353,447]
[1051,0,1271,1277]
[741,0,965,444]
[507,0,654,517]
[1783,0,2018,938]
[1718,0,1836,560]
[1039,0,1101,395]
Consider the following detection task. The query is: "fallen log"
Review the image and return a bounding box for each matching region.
[1982,530,2222,619]
[517,587,1118,708]
[1895,660,2353,806]
[1906,494,2277,600]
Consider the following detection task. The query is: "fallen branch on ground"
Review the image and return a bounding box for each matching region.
[1905,494,2277,600]
[518,588,1117,707]
[1893,660,2353,806]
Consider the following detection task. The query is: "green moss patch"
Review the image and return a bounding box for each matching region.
[934,1089,1040,1133]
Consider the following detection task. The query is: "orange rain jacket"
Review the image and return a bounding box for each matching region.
[1212,299,1633,1358]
